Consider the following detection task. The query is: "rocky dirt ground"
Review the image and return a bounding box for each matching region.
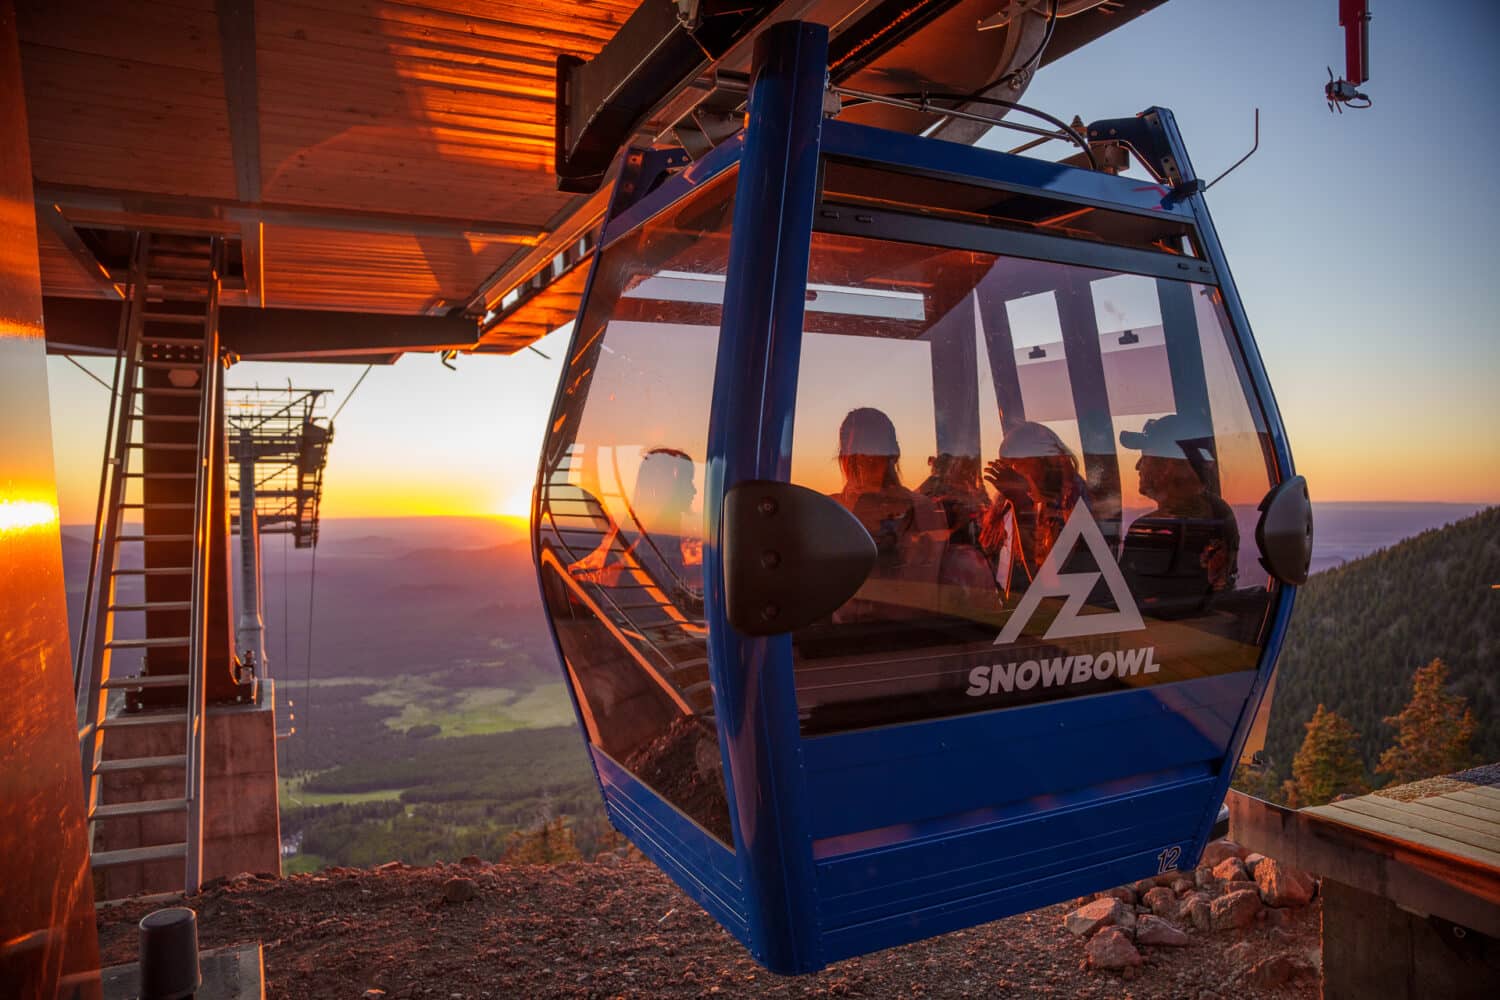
[97,841,1321,999]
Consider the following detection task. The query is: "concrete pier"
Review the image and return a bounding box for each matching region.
[97,685,281,900]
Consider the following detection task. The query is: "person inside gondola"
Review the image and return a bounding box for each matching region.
[568,447,703,611]
[829,407,949,620]
[1118,413,1239,617]
[916,452,999,612]
[979,421,1090,590]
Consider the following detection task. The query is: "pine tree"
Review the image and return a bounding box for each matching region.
[1289,704,1367,806]
[1376,659,1479,785]
[502,815,582,865]
[1231,760,1282,802]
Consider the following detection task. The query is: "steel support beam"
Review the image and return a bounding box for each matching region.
[34,199,125,299]
[42,297,478,360]
[217,0,264,306]
[34,183,542,243]
[217,0,261,204]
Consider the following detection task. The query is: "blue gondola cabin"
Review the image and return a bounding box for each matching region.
[532,20,1312,975]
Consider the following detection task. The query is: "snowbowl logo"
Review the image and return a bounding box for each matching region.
[968,501,1157,699]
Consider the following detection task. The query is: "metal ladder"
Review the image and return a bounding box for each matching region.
[75,233,225,901]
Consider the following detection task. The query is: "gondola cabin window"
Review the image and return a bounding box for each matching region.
[788,229,1279,736]
[534,171,738,846]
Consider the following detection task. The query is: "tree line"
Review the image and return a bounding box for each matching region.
[1236,658,1480,806]
[1262,506,1499,776]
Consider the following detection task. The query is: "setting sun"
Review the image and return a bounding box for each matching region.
[497,482,535,520]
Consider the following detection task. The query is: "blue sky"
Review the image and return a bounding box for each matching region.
[45,0,1500,521]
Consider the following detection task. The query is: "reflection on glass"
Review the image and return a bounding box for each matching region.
[535,172,735,846]
[790,233,1279,735]
[1118,413,1241,618]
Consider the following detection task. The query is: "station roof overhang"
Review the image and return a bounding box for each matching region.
[19,0,1165,364]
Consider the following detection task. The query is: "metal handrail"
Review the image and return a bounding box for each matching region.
[77,235,151,807]
[73,237,137,694]
[182,237,223,894]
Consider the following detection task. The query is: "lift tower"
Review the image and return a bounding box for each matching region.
[226,389,332,674]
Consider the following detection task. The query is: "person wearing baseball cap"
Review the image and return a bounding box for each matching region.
[1118,413,1239,617]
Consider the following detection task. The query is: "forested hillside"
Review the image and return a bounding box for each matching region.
[1265,506,1500,781]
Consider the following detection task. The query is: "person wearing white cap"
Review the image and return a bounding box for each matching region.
[1118,414,1239,617]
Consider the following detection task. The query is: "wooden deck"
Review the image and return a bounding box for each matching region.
[1227,765,1500,940]
[1306,780,1500,870]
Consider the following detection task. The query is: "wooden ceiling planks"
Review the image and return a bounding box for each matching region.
[21,0,643,331]
[18,1,239,200]
[255,0,632,223]
[259,223,520,313]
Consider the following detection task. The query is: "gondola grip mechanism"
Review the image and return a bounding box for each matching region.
[723,481,877,636]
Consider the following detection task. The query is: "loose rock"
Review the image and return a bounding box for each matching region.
[1243,852,1267,873]
[1085,927,1143,970]
[1244,952,1316,988]
[1171,878,1194,896]
[1135,914,1190,947]
[1183,893,1214,932]
[1098,886,1137,906]
[1211,889,1262,931]
[1194,866,1217,890]
[1142,886,1178,920]
[1256,857,1316,908]
[1211,857,1249,883]
[1223,879,1260,896]
[443,876,478,903]
[1064,897,1130,938]
[1199,839,1244,868]
[1225,941,1255,967]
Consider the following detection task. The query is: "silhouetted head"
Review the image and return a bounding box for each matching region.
[633,447,697,531]
[997,421,1081,505]
[1120,414,1215,505]
[837,407,903,491]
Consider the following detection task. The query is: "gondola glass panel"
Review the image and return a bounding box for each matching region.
[789,231,1278,735]
[534,171,737,846]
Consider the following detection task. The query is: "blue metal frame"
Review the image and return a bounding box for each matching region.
[529,130,762,956]
[599,136,745,249]
[533,22,1300,977]
[820,118,1197,223]
[702,21,831,973]
[1144,106,1299,857]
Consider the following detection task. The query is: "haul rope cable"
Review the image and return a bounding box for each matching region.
[830,86,1097,169]
[64,353,117,394]
[331,363,373,423]
[297,367,365,770]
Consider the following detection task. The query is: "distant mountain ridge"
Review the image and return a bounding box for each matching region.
[1266,505,1500,779]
